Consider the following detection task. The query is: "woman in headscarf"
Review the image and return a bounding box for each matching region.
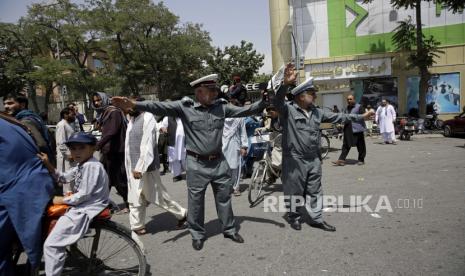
[91,92,129,213]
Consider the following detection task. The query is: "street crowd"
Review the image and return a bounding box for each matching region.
[0,63,391,276]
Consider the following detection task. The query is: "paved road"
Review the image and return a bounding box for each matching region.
[109,135,465,275]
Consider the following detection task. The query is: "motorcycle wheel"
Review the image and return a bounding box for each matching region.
[399,132,404,140]
[424,120,432,129]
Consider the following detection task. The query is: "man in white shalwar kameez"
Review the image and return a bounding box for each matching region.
[125,108,187,235]
[160,116,186,182]
[222,116,248,196]
[55,107,77,173]
[375,99,397,144]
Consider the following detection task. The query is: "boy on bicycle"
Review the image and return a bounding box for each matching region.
[38,132,110,276]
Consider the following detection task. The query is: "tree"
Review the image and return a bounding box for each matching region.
[392,16,444,116]
[87,0,213,99]
[207,40,265,85]
[253,73,273,84]
[0,21,48,112]
[25,0,113,114]
[364,0,465,116]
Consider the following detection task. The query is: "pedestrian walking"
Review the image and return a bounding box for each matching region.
[365,104,375,136]
[125,105,187,235]
[92,92,129,213]
[222,102,248,196]
[56,107,77,174]
[332,94,367,166]
[159,116,186,182]
[375,99,397,144]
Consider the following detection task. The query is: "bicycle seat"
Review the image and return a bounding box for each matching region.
[94,207,112,220]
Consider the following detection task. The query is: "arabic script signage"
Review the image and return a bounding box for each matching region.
[305,57,392,81]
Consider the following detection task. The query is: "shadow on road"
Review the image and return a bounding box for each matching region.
[161,215,285,243]
[145,212,184,235]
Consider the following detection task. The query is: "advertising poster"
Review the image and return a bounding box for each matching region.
[427,73,461,113]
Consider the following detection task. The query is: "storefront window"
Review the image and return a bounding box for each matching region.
[351,77,398,110]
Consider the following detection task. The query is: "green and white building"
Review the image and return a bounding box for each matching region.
[270,0,465,118]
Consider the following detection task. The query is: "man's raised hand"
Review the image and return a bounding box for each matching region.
[283,63,297,86]
[111,96,135,113]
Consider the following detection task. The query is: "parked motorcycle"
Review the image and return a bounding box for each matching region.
[398,118,416,140]
[424,112,444,130]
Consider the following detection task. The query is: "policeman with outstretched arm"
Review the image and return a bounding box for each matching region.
[274,64,375,231]
[112,73,288,250]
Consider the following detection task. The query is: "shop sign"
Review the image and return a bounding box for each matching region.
[306,57,391,81]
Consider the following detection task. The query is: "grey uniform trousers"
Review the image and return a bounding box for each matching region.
[281,155,324,223]
[186,155,237,240]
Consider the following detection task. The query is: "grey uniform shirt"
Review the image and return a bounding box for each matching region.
[135,97,266,155]
[273,85,364,158]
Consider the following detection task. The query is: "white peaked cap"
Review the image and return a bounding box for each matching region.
[290,77,316,96]
[190,74,218,88]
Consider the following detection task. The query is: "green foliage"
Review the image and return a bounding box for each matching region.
[0,22,37,97]
[392,16,444,70]
[86,0,213,99]
[207,40,265,85]
[1,0,266,106]
[252,73,273,84]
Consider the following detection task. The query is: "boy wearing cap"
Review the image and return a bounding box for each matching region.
[274,64,374,231]
[38,132,110,276]
[111,73,276,251]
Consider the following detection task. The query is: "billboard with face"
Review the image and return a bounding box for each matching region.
[407,73,461,114]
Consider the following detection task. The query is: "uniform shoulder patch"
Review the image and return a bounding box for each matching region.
[181,96,194,106]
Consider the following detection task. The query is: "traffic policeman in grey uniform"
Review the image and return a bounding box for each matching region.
[112,74,267,250]
[274,64,375,231]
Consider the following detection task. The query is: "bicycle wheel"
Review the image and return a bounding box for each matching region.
[248,161,267,206]
[320,134,330,159]
[64,220,146,276]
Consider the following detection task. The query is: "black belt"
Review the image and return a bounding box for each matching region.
[186,150,220,161]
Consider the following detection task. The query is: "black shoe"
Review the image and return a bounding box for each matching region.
[223,233,244,243]
[289,220,302,231]
[310,221,336,232]
[192,239,204,251]
[173,175,183,182]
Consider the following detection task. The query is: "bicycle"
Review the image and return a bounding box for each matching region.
[13,207,147,276]
[248,132,281,206]
[319,130,330,159]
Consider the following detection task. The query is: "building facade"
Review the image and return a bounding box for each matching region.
[269,0,465,118]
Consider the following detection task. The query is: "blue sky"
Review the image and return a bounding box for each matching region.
[0,0,273,73]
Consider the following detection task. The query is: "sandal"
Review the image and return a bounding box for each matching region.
[115,207,129,215]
